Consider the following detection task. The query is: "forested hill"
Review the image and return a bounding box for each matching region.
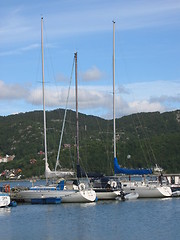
[0,109,180,178]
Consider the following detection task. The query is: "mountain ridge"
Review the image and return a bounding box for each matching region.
[0,109,180,177]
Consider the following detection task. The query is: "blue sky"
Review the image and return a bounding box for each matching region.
[0,0,180,119]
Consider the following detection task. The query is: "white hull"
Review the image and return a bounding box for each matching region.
[172,190,180,197]
[61,189,96,203]
[116,192,139,201]
[0,193,10,207]
[94,190,120,200]
[19,189,96,203]
[124,192,139,200]
[122,182,172,198]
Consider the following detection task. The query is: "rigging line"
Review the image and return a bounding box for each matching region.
[85,115,111,174]
[42,21,57,86]
[77,155,89,181]
[55,57,75,171]
[133,113,155,167]
[130,115,150,167]
[137,113,157,164]
[133,113,153,164]
[68,145,75,170]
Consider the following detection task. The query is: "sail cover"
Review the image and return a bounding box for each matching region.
[45,163,75,178]
[77,164,86,178]
[114,157,152,175]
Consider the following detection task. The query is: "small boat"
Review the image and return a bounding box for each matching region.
[116,192,139,201]
[0,192,11,207]
[124,192,139,200]
[172,191,180,197]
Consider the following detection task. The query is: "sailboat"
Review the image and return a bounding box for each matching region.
[90,21,122,201]
[19,18,96,203]
[45,61,75,179]
[112,21,172,198]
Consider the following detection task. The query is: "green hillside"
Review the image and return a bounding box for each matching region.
[0,109,180,178]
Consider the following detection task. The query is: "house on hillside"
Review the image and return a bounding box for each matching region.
[38,150,45,155]
[30,159,37,164]
[63,144,71,149]
[0,154,15,163]
[0,168,22,179]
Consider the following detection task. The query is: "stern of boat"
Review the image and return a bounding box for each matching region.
[157,186,172,197]
[79,188,97,202]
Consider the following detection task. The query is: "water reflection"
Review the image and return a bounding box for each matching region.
[79,202,97,208]
[0,207,11,215]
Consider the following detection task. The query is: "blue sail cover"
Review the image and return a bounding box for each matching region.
[114,157,152,175]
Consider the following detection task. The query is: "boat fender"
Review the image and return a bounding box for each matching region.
[111,181,117,188]
[79,183,86,191]
[5,184,10,193]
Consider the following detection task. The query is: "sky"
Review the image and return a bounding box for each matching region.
[0,0,180,119]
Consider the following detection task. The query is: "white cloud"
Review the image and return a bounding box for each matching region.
[80,66,104,82]
[125,80,180,101]
[0,80,27,99]
[56,73,69,83]
[150,94,180,103]
[25,81,171,118]
[0,44,40,56]
[0,78,180,118]
[0,6,33,44]
[128,100,165,114]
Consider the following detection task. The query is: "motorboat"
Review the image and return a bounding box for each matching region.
[116,192,139,201]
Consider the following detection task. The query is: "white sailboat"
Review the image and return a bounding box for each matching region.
[19,180,96,203]
[62,51,97,203]
[120,176,172,198]
[45,61,75,179]
[91,21,121,201]
[112,21,172,198]
[19,18,96,203]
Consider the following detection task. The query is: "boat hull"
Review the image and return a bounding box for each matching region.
[94,189,120,200]
[18,189,96,203]
[122,182,172,198]
[61,189,96,203]
[116,192,139,201]
[0,192,11,207]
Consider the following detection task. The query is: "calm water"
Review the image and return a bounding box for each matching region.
[0,181,180,240]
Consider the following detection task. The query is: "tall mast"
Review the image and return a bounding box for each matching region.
[41,17,48,183]
[113,21,116,159]
[74,52,80,166]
